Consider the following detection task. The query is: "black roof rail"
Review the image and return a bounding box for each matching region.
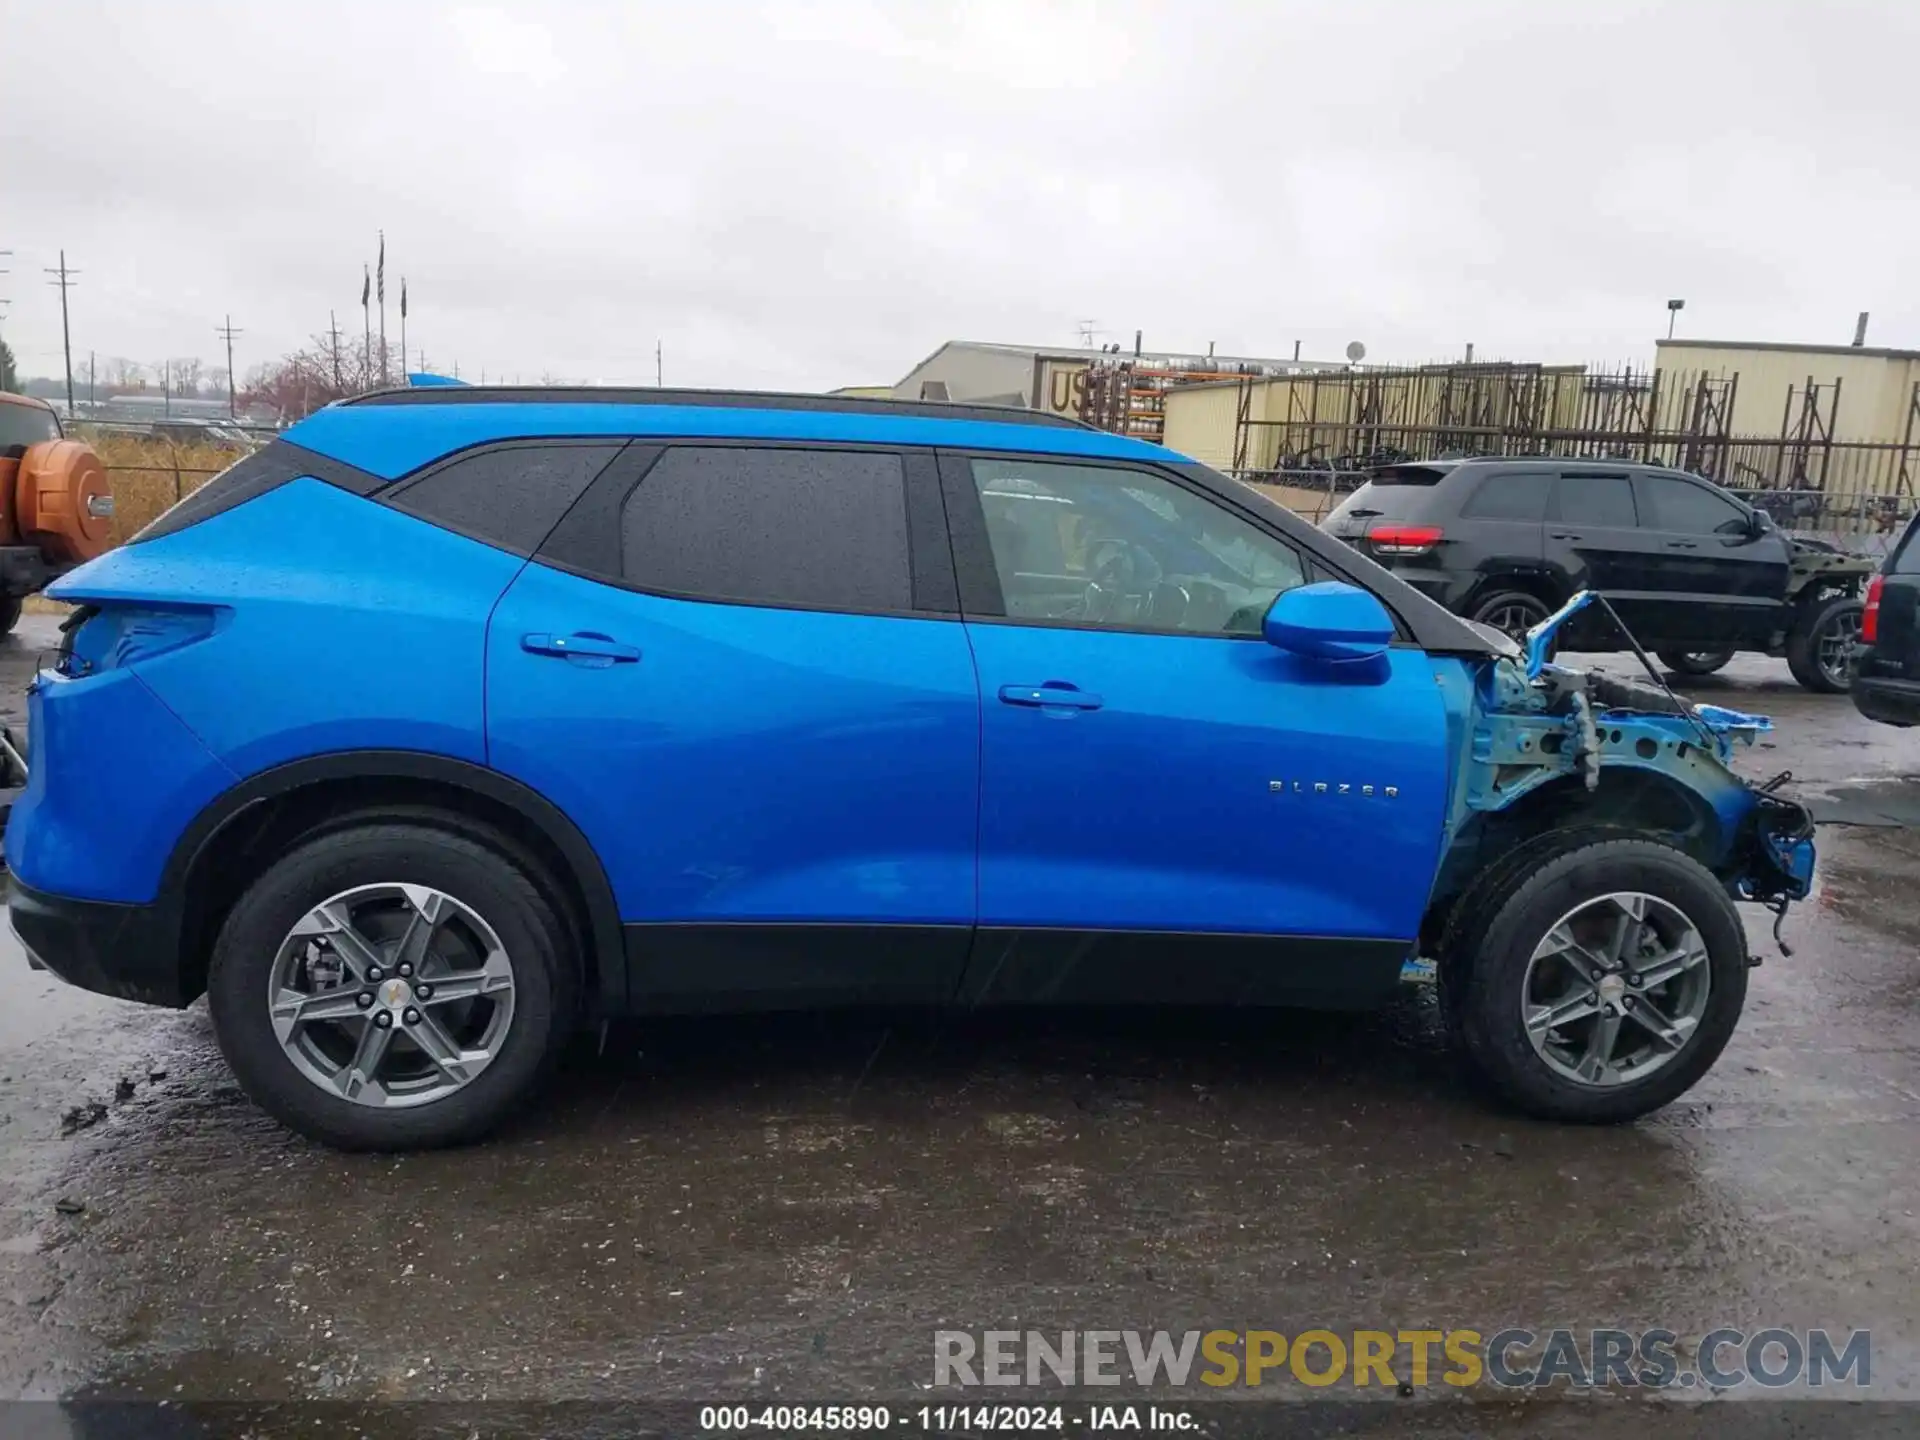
[342,385,1096,430]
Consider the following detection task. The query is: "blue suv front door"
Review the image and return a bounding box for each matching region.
[943,453,1451,1006]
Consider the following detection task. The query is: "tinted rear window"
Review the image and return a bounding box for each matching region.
[0,402,61,458]
[1326,477,1444,525]
[388,442,622,556]
[1369,466,1451,487]
[1460,472,1549,521]
[621,446,911,612]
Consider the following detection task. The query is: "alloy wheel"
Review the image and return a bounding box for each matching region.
[1484,602,1545,641]
[266,883,517,1108]
[1520,891,1711,1089]
[1817,608,1862,689]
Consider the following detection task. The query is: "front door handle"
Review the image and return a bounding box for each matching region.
[1665,540,1699,550]
[1549,531,1583,541]
[999,682,1103,711]
[521,632,641,663]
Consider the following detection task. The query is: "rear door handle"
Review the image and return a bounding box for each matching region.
[1549,531,1583,541]
[521,632,641,663]
[1665,540,1699,550]
[999,683,1104,711]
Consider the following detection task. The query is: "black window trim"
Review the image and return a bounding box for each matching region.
[377,436,631,559]
[936,448,1415,645]
[531,437,960,622]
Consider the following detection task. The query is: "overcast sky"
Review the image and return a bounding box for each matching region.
[2,0,1914,391]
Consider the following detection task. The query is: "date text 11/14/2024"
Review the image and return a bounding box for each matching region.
[699,1404,1193,1432]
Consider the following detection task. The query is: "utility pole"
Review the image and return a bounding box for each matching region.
[327,310,344,392]
[88,351,95,404]
[656,339,663,387]
[159,358,170,416]
[45,251,79,415]
[216,314,243,418]
[0,251,12,389]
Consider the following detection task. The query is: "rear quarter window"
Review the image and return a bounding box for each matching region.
[386,442,623,556]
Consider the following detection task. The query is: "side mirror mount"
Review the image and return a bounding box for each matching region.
[1262,581,1395,662]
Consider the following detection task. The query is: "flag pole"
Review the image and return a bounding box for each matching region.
[376,231,388,386]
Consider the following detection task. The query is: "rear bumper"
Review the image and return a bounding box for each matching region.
[1852,664,1920,728]
[7,875,189,1007]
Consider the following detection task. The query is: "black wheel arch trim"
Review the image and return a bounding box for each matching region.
[162,750,627,1013]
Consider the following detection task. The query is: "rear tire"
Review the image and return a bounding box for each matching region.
[1440,832,1749,1123]
[0,595,22,638]
[207,822,576,1151]
[1784,594,1862,694]
[1656,648,1734,677]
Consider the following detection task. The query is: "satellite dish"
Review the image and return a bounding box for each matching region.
[1345,341,1368,363]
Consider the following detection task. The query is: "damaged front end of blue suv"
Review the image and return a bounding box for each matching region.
[1413,588,1815,1119]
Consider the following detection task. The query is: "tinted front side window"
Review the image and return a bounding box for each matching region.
[971,458,1305,636]
[1554,474,1637,528]
[622,446,911,612]
[391,443,622,555]
[1638,474,1749,535]
[1461,472,1549,521]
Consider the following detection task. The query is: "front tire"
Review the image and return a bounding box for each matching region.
[208,822,576,1151]
[1441,832,1748,1123]
[1785,594,1862,694]
[0,594,23,638]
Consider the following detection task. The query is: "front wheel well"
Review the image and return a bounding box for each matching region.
[1419,769,1724,956]
[175,774,603,1009]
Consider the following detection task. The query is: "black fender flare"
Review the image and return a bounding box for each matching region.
[162,750,626,1012]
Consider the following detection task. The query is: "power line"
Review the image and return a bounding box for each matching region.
[215,314,243,418]
[45,251,79,415]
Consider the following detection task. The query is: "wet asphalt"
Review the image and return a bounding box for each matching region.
[0,613,1915,1430]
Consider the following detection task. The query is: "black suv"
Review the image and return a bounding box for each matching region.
[1322,459,1871,692]
[1853,510,1920,726]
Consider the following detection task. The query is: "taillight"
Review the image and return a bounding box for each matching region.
[58,603,219,677]
[1369,524,1444,556]
[1862,574,1883,646]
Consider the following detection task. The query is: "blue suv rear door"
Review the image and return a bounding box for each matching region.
[485,443,980,1011]
[939,452,1452,1008]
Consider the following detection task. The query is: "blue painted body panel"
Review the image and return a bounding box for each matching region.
[486,561,982,924]
[42,479,521,884]
[4,669,235,902]
[962,624,1453,940]
[285,403,1184,481]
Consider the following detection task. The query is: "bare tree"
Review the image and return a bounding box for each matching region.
[170,356,206,394]
[242,330,398,422]
[105,356,144,391]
